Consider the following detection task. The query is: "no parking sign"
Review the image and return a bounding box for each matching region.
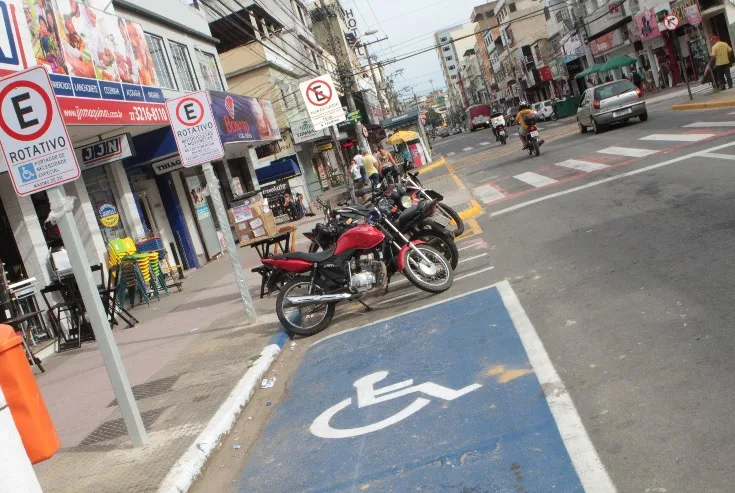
[0,66,79,196]
[165,90,224,167]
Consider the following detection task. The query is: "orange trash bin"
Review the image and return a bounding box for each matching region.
[0,324,59,463]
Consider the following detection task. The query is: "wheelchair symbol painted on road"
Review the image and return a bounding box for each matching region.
[310,371,482,439]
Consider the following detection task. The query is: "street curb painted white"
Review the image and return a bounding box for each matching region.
[157,330,288,493]
[495,280,617,492]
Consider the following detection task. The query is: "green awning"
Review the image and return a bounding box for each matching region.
[575,63,605,79]
[601,55,637,72]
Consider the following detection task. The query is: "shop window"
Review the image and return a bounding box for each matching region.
[144,33,176,89]
[195,50,224,91]
[509,3,517,12]
[168,40,198,92]
[443,46,450,52]
[83,166,129,244]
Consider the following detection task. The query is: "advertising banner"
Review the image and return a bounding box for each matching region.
[290,117,329,144]
[209,90,280,144]
[634,8,662,42]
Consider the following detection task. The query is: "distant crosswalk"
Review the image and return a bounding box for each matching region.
[472,119,735,206]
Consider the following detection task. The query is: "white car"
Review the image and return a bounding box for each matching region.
[532,100,555,121]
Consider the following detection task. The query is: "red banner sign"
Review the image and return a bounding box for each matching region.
[57,97,169,125]
[538,66,553,82]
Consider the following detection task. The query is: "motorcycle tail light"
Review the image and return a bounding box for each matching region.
[529,125,537,132]
[593,99,601,109]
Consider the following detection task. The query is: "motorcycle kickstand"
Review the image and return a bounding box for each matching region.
[356,299,373,312]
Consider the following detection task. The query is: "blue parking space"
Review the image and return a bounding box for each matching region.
[237,285,586,492]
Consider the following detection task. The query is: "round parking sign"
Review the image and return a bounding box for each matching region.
[0,80,53,141]
[175,97,205,127]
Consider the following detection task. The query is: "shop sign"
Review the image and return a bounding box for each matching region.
[98,202,119,228]
[0,66,79,195]
[0,1,23,78]
[298,73,346,130]
[165,90,224,167]
[260,180,291,203]
[634,8,662,42]
[291,117,329,144]
[562,34,584,57]
[538,66,553,82]
[209,90,280,144]
[684,5,702,25]
[317,142,334,152]
[590,30,623,55]
[152,155,183,175]
[75,134,133,170]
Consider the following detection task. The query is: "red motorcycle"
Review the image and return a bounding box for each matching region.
[261,205,453,336]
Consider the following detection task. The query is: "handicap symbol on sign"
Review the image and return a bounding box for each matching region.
[310,371,482,439]
[18,163,37,183]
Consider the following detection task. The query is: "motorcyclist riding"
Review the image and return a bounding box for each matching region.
[514,102,535,150]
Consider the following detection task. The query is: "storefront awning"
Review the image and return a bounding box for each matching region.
[575,63,605,79]
[255,158,301,184]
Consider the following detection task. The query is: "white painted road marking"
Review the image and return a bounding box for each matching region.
[490,140,735,217]
[640,133,714,142]
[514,172,558,187]
[496,281,617,492]
[474,184,506,204]
[457,240,483,251]
[683,121,735,128]
[597,146,659,158]
[555,159,608,173]
[458,253,488,264]
[376,266,496,305]
[700,152,735,161]
[479,142,491,146]
[463,147,474,151]
[447,152,456,156]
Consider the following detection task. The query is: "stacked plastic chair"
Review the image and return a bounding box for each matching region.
[108,239,150,308]
[148,252,168,296]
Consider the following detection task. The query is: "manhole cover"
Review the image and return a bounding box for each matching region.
[80,407,168,445]
[108,374,182,407]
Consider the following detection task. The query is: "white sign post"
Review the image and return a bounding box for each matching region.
[0,66,148,446]
[164,91,256,324]
[165,90,224,167]
[299,74,346,130]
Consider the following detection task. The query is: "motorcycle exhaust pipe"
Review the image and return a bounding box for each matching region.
[286,293,354,305]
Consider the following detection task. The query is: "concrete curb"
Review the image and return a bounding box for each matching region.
[671,99,735,111]
[157,329,289,493]
[458,200,483,221]
[418,157,446,174]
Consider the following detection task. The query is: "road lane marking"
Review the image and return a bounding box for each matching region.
[457,240,483,251]
[514,171,558,187]
[375,266,496,306]
[458,253,488,264]
[389,254,489,288]
[683,121,735,127]
[700,152,735,160]
[474,184,506,203]
[463,147,474,151]
[447,152,456,156]
[555,159,609,172]
[640,133,714,141]
[479,142,491,146]
[490,140,735,217]
[496,281,617,493]
[597,146,658,158]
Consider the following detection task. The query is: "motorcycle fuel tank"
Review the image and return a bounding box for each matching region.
[334,224,385,254]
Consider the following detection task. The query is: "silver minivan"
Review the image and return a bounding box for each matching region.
[577,80,647,134]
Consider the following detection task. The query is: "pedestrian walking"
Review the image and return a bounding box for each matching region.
[361,149,380,189]
[587,78,594,88]
[710,35,734,90]
[350,157,363,186]
[376,145,398,184]
[632,66,643,90]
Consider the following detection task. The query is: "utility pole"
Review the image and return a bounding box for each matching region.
[361,37,389,119]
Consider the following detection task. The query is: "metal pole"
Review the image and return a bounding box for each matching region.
[672,30,693,100]
[201,162,257,323]
[46,186,148,447]
[364,44,389,119]
[328,125,356,202]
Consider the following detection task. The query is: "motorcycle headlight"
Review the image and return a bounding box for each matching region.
[400,195,413,209]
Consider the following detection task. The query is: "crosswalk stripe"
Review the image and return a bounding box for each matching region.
[463,147,473,151]
[683,121,735,128]
[514,171,558,187]
[597,146,659,158]
[640,133,714,142]
[700,152,735,160]
[474,184,505,203]
[479,142,491,146]
[447,152,456,156]
[555,159,608,172]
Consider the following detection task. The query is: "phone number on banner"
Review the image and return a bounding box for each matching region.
[57,98,170,125]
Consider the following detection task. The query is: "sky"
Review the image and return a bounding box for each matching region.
[344,0,489,98]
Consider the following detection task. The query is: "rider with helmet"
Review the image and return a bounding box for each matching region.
[514,102,535,149]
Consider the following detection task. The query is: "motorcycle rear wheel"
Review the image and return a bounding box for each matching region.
[276,278,335,337]
[436,203,465,236]
[402,245,453,293]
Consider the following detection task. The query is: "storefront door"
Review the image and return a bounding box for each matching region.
[133,180,175,257]
[185,175,222,260]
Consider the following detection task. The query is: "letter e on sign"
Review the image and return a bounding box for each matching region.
[165,90,224,167]
[0,66,79,196]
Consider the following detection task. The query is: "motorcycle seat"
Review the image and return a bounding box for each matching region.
[273,247,336,263]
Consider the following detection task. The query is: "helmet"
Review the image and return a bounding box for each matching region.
[519,101,531,110]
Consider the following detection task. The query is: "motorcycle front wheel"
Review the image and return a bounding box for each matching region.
[436,203,465,236]
[402,245,453,293]
[276,278,335,337]
[409,229,459,270]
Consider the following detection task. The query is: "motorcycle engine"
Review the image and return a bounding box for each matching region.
[349,257,387,292]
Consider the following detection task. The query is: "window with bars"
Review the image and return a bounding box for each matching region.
[169,40,198,92]
[144,33,175,89]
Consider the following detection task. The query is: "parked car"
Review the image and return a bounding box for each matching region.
[532,100,555,121]
[466,104,492,131]
[577,80,647,134]
[505,106,520,126]
[437,126,449,138]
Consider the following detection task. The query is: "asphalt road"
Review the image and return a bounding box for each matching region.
[195,99,735,492]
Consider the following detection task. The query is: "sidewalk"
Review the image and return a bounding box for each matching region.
[32,249,284,492]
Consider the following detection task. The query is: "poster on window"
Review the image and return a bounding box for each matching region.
[23,0,68,74]
[196,50,222,90]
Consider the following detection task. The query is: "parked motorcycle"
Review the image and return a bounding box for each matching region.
[264,205,454,336]
[402,174,465,236]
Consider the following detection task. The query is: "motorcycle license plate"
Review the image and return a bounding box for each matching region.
[499,130,506,136]
[530,131,539,137]
[432,213,451,227]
